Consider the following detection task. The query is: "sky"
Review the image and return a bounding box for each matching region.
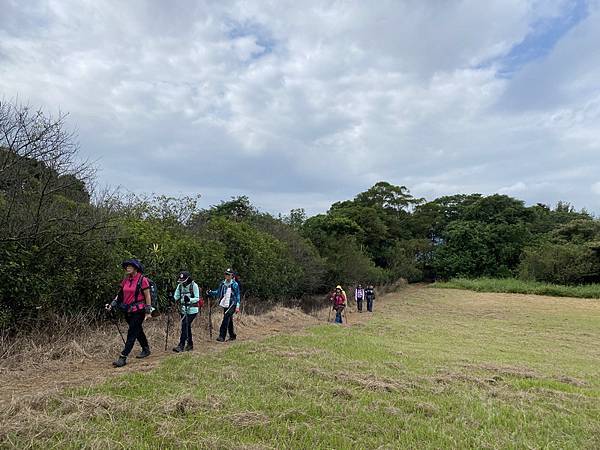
[1,0,599,216]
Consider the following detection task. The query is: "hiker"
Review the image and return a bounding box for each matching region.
[330,285,347,324]
[106,259,152,368]
[355,284,365,312]
[172,271,202,352]
[206,268,241,342]
[365,285,376,312]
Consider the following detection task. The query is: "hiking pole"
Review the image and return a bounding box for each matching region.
[108,311,126,346]
[165,282,174,352]
[207,289,213,339]
[327,305,333,323]
[164,303,171,351]
[182,290,190,347]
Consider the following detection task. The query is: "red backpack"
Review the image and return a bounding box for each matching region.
[332,293,345,307]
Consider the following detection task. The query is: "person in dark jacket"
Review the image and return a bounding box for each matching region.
[106,259,152,368]
[365,285,376,312]
[206,268,241,342]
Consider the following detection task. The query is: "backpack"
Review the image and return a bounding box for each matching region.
[135,275,159,313]
[332,293,345,306]
[177,281,204,308]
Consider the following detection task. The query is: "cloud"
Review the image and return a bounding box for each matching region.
[1,0,599,216]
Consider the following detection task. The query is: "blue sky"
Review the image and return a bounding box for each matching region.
[495,0,589,76]
[1,0,599,215]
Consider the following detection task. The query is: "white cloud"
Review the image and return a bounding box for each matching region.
[0,0,599,215]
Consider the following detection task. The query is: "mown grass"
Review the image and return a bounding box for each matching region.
[434,277,600,299]
[2,287,600,449]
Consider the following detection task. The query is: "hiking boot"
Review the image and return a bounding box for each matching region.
[216,337,225,342]
[185,344,193,351]
[172,345,184,353]
[112,355,127,368]
[227,335,237,341]
[136,347,151,359]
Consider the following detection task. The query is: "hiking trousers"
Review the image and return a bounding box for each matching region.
[179,312,197,348]
[356,297,363,311]
[334,305,345,324]
[366,297,374,312]
[219,306,236,340]
[122,311,149,356]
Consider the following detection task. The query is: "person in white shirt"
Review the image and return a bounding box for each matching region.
[355,284,365,312]
[206,268,241,342]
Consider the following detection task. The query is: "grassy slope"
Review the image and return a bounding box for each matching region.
[434,277,600,299]
[3,287,600,449]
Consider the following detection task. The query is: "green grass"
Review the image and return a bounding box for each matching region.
[3,287,600,449]
[434,277,600,299]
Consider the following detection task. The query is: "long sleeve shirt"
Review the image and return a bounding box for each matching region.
[174,282,201,314]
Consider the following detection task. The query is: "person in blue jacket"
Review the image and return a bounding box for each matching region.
[206,268,241,342]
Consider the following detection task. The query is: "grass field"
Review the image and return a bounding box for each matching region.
[435,277,600,299]
[2,287,600,449]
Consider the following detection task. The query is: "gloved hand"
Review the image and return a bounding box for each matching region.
[106,299,118,311]
[183,295,190,304]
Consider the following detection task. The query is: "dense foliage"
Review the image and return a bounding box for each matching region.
[1,100,598,330]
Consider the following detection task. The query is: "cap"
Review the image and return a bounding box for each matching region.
[178,271,190,283]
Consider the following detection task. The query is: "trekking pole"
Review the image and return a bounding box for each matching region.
[327,305,332,323]
[164,304,171,351]
[343,306,349,325]
[108,311,126,346]
[236,291,247,326]
[182,290,190,346]
[207,289,213,339]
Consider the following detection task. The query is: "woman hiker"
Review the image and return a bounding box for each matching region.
[330,285,347,324]
[206,268,241,342]
[172,271,202,352]
[106,259,152,368]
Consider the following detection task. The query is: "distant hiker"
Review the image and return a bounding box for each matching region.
[330,285,347,324]
[106,259,152,368]
[355,284,365,312]
[206,268,241,342]
[172,271,202,352]
[365,285,375,312]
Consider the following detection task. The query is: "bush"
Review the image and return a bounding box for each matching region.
[518,243,599,285]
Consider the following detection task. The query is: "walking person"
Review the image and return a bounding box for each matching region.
[330,285,347,324]
[355,284,365,312]
[106,259,152,368]
[206,268,241,342]
[172,271,201,352]
[365,284,376,312]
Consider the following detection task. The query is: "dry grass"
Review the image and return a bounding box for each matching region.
[0,289,400,410]
[1,285,599,449]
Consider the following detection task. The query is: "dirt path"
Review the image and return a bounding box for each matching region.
[0,289,408,408]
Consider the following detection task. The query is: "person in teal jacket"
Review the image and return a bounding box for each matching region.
[206,268,240,342]
[172,271,201,352]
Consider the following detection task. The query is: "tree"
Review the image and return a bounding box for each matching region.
[354,181,422,212]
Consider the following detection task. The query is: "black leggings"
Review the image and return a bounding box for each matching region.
[179,313,197,347]
[122,311,149,356]
[219,307,236,339]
